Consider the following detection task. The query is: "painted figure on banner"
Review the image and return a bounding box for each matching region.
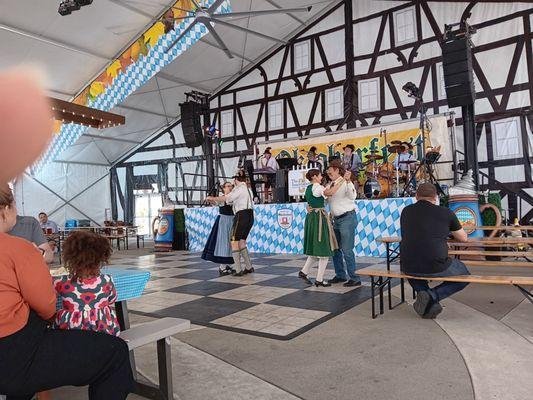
[298,169,338,287]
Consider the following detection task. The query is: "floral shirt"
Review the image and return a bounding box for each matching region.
[54,273,120,336]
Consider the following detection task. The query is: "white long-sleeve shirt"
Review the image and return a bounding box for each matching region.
[327,177,357,216]
[226,182,253,213]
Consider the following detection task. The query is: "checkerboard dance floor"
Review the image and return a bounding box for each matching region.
[110,253,387,340]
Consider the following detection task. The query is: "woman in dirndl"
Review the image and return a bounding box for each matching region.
[202,182,235,276]
[298,169,338,287]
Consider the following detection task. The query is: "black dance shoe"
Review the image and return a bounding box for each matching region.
[232,270,244,277]
[243,267,255,274]
[343,280,362,287]
[314,280,331,287]
[298,271,313,285]
[329,276,347,284]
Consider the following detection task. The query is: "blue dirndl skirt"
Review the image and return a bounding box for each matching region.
[201,214,234,265]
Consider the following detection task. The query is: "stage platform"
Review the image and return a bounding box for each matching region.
[185,198,415,257]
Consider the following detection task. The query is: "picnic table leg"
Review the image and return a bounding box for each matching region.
[157,338,174,400]
[115,301,138,381]
[371,276,376,319]
[400,278,405,303]
[378,277,384,315]
[385,242,393,309]
[515,285,533,305]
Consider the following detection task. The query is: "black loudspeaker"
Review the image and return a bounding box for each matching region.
[180,101,203,148]
[442,37,476,107]
[273,170,288,203]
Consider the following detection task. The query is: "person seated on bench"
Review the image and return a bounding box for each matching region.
[400,183,469,319]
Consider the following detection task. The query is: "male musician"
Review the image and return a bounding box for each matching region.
[207,174,255,276]
[307,146,322,170]
[392,143,417,172]
[260,148,279,202]
[323,160,361,287]
[400,183,469,318]
[341,144,363,173]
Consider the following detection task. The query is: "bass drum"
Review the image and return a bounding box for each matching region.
[364,179,381,199]
[377,177,392,198]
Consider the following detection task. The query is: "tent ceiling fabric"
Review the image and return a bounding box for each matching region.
[0,0,335,168]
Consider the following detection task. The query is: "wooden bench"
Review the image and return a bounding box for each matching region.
[368,237,533,318]
[121,317,190,400]
[359,264,533,318]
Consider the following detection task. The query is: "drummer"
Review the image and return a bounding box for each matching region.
[393,142,417,172]
[341,144,363,173]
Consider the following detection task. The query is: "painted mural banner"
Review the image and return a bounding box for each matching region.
[258,114,452,182]
[36,0,232,172]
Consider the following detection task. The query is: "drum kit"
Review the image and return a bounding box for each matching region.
[356,140,421,199]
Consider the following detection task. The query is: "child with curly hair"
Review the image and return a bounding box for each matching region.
[54,230,120,336]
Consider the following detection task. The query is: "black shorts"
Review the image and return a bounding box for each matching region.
[231,209,254,241]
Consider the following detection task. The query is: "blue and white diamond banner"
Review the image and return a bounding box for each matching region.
[185,198,415,257]
[36,0,232,172]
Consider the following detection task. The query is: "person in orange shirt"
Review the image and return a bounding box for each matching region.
[0,184,133,399]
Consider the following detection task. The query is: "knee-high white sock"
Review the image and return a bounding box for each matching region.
[241,248,253,270]
[232,251,242,272]
[316,257,328,282]
[301,256,316,275]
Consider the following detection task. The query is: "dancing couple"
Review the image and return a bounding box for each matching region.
[205,174,255,276]
[299,160,361,287]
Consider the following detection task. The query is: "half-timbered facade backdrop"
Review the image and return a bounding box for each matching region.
[89,1,533,223]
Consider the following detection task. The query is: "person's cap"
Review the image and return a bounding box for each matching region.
[343,144,355,151]
[416,183,437,198]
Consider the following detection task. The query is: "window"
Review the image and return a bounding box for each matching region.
[293,40,311,73]
[358,78,380,112]
[268,101,283,130]
[438,63,446,100]
[491,117,522,160]
[394,7,416,46]
[325,87,343,120]
[220,110,233,136]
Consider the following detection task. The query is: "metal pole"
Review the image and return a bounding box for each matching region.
[461,103,479,190]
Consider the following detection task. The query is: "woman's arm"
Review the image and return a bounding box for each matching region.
[206,194,227,203]
[323,180,343,197]
[16,242,56,320]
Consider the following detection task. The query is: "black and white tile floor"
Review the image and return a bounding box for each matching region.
[109,252,387,340]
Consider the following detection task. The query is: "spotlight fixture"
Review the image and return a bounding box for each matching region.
[402,81,421,100]
[58,0,93,16]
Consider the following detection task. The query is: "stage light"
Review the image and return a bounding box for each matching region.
[77,0,93,5]
[58,1,72,15]
[402,81,421,100]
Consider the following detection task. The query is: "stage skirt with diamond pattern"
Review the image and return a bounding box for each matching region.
[202,212,234,265]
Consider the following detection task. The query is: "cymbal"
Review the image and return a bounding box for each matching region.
[365,154,384,161]
[388,144,406,153]
[369,149,380,154]
[401,141,414,150]
[399,160,418,164]
[391,140,402,145]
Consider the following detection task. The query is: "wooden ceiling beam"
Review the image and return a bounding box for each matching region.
[49,97,125,129]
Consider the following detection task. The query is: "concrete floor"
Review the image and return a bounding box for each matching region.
[50,246,533,400]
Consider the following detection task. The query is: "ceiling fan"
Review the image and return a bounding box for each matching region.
[165,0,313,59]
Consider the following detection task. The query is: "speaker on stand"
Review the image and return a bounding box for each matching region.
[180,101,204,148]
[442,23,478,190]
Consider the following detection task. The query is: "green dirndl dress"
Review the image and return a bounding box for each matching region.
[303,184,334,257]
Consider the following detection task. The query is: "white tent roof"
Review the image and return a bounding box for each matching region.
[0,0,337,167]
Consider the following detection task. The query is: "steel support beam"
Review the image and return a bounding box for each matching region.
[264,0,305,25]
[0,23,110,60]
[83,134,143,145]
[157,72,213,93]
[54,160,111,167]
[24,173,105,226]
[115,104,173,119]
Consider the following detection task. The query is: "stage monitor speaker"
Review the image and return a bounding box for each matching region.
[180,101,203,148]
[442,37,476,108]
[273,170,288,203]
